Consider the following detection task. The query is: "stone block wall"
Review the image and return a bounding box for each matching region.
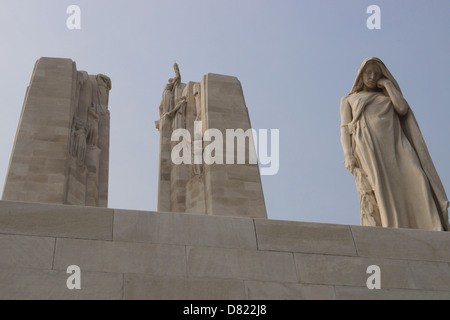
[0,200,449,300]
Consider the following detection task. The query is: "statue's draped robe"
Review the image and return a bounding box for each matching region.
[343,57,449,231]
[347,92,448,230]
[159,86,174,117]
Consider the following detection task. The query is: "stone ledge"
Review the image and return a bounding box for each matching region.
[114,209,257,249]
[254,219,357,256]
[350,225,450,262]
[0,200,449,300]
[0,201,113,240]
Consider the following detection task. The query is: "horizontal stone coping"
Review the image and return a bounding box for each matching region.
[0,200,449,300]
[0,200,449,262]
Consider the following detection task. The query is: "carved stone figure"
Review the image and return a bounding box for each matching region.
[86,105,100,147]
[77,71,92,121]
[192,83,203,176]
[172,62,183,100]
[170,96,187,130]
[193,83,202,121]
[96,74,112,115]
[340,57,449,231]
[156,64,182,130]
[159,80,175,118]
[71,117,87,163]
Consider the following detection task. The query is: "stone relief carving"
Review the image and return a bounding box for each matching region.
[67,71,111,206]
[192,83,203,176]
[71,73,111,157]
[76,71,92,122]
[170,96,187,130]
[193,83,202,121]
[171,62,183,100]
[156,64,182,130]
[86,104,100,147]
[159,79,175,118]
[71,117,87,163]
[96,74,112,115]
[340,57,449,231]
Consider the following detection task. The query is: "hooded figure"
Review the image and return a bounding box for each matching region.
[340,57,449,231]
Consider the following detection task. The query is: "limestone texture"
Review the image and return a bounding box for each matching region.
[1,200,449,300]
[2,58,111,208]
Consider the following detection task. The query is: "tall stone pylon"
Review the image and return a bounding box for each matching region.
[2,57,112,207]
[155,65,267,218]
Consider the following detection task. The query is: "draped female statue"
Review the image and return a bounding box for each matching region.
[340,57,449,231]
[156,63,182,130]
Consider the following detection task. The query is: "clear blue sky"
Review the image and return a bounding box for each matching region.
[0,0,449,226]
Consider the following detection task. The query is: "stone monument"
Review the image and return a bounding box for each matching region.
[340,57,449,231]
[2,57,112,207]
[155,64,267,218]
[1,58,450,300]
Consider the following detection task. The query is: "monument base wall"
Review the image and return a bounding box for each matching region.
[0,200,449,300]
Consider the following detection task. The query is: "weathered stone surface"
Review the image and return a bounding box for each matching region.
[255,219,357,256]
[2,58,111,208]
[0,200,449,300]
[124,274,245,300]
[0,268,123,300]
[185,175,206,214]
[155,69,267,219]
[0,200,113,240]
[405,260,450,291]
[245,281,335,300]
[53,238,186,276]
[2,58,76,205]
[295,253,450,291]
[186,246,297,282]
[334,286,450,300]
[114,209,257,249]
[0,234,54,270]
[351,225,450,262]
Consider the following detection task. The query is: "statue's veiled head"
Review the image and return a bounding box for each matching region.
[350,57,402,95]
